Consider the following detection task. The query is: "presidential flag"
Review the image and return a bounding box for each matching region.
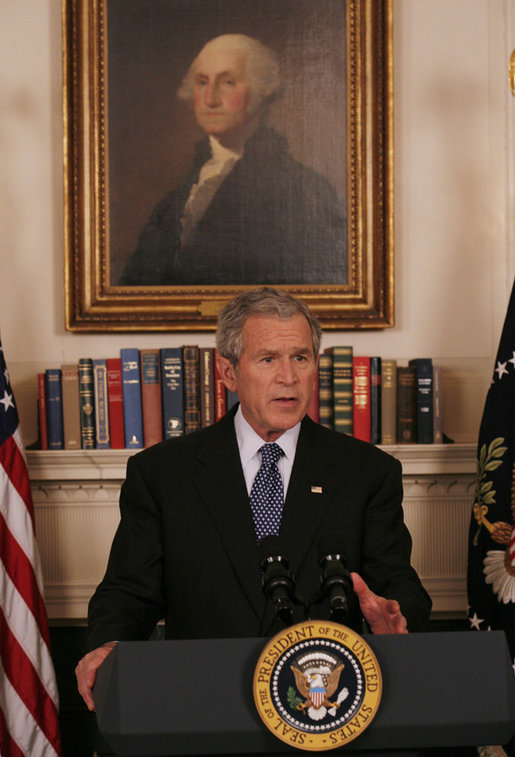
[467,279,515,660]
[0,338,61,755]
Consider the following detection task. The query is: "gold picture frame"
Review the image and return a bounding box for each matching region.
[63,0,393,332]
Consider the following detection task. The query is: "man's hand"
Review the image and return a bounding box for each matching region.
[351,572,408,634]
[76,642,117,711]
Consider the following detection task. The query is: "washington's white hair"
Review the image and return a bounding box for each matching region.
[177,34,281,107]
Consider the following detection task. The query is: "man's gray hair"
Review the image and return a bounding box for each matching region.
[216,287,322,365]
[177,34,281,104]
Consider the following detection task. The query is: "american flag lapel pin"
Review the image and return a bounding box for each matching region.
[311,486,323,494]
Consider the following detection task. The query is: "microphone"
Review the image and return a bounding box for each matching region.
[259,536,295,626]
[318,539,353,624]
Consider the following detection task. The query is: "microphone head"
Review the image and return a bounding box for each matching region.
[258,535,289,571]
[318,537,347,566]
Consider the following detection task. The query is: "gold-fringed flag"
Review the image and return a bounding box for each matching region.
[0,338,61,756]
[467,279,515,658]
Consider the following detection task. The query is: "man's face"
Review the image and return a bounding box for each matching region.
[192,46,256,143]
[217,314,318,442]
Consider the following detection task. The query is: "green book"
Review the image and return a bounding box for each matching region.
[327,346,353,435]
[318,353,333,430]
[78,358,95,449]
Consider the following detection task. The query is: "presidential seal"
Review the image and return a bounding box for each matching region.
[253,621,382,751]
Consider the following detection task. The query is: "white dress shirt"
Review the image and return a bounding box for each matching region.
[233,405,301,497]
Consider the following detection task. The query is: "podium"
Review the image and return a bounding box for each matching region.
[94,631,515,756]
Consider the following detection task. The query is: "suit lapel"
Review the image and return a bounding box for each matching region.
[281,418,342,570]
[192,412,266,622]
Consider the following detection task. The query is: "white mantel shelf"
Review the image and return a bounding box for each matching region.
[26,443,476,480]
[27,444,477,620]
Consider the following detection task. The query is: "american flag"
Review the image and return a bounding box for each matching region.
[467,279,515,757]
[0,339,61,755]
[467,278,515,659]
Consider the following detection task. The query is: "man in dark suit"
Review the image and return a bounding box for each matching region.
[119,34,347,286]
[76,287,430,711]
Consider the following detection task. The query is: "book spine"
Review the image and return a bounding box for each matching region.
[318,353,333,430]
[353,356,371,443]
[370,357,382,445]
[214,350,227,422]
[45,369,64,450]
[306,366,319,424]
[93,359,110,449]
[433,365,443,444]
[381,359,397,444]
[120,349,143,449]
[331,347,353,435]
[106,358,125,448]
[61,363,81,450]
[183,346,201,434]
[78,359,95,449]
[37,372,48,450]
[199,347,215,428]
[409,358,434,443]
[140,349,163,447]
[160,348,184,438]
[396,366,417,443]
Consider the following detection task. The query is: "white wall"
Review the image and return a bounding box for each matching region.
[1,0,513,445]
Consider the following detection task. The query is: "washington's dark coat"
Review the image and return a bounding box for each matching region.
[119,128,347,286]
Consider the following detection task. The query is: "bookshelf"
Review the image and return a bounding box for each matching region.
[27,444,477,621]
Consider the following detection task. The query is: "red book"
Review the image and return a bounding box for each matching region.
[353,356,371,442]
[106,358,125,448]
[140,349,163,447]
[214,350,227,422]
[306,367,319,423]
[37,372,48,450]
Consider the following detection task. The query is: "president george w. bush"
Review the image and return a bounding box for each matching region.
[76,287,430,711]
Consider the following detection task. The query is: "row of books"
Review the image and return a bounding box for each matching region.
[37,347,236,451]
[37,347,444,451]
[313,348,443,445]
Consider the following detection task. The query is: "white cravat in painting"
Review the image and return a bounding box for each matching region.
[180,136,243,246]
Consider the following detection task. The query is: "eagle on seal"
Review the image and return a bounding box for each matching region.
[291,661,344,718]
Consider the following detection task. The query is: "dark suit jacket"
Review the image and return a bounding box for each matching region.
[87,411,431,651]
[118,127,347,286]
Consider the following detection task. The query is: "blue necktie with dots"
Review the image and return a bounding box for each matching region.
[250,443,285,542]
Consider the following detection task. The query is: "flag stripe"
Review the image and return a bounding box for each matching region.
[0,656,58,757]
[0,510,51,647]
[0,434,35,525]
[0,705,25,757]
[0,608,60,752]
[0,464,41,581]
[0,564,57,702]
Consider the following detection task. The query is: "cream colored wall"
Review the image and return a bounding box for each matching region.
[1,0,513,446]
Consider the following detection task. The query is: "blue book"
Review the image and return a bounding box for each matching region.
[120,348,143,449]
[409,358,434,444]
[93,359,110,449]
[160,348,184,438]
[45,369,64,449]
